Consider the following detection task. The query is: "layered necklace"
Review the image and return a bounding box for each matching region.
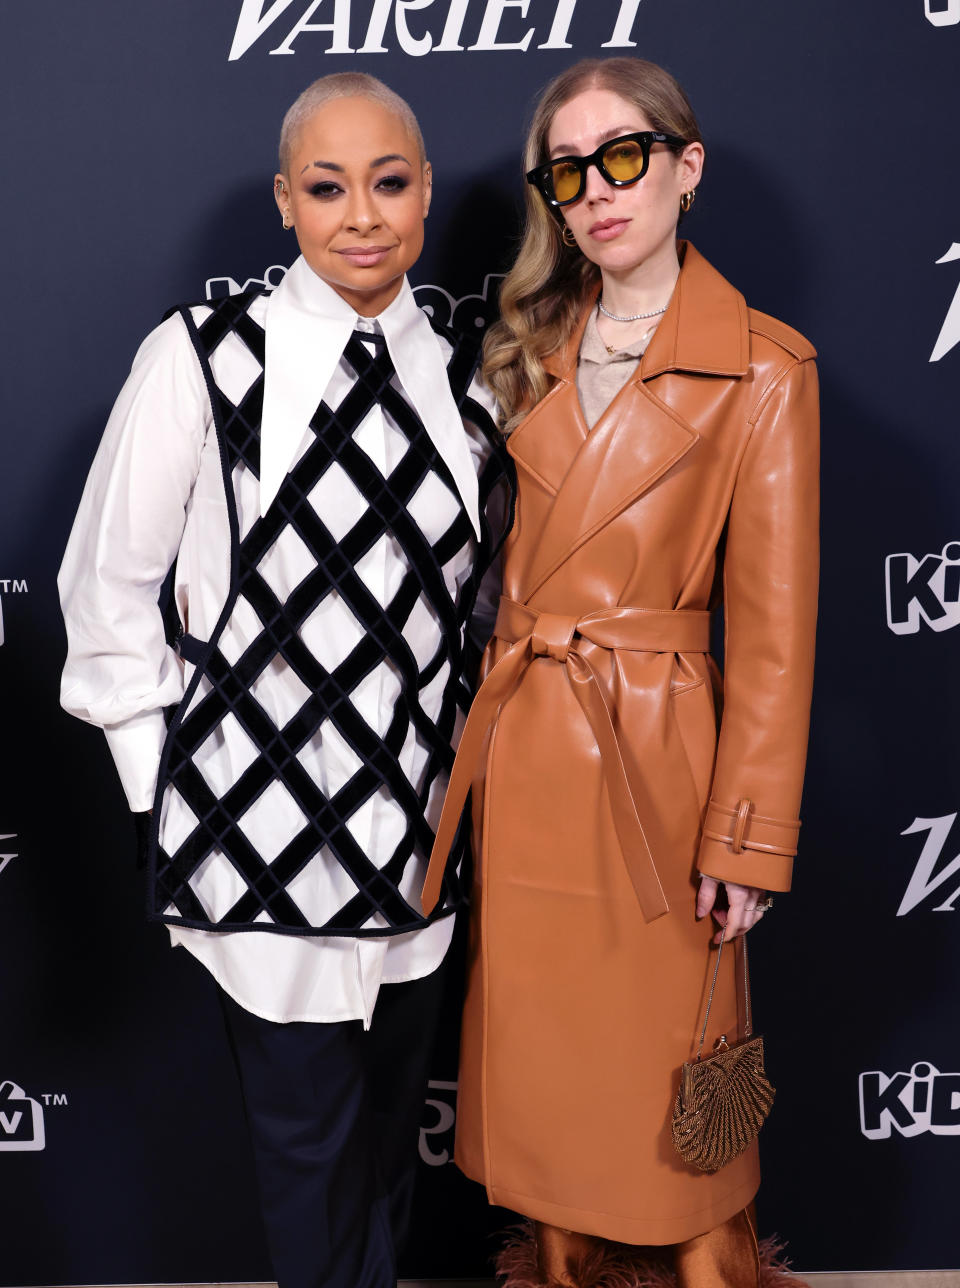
[596,297,668,356]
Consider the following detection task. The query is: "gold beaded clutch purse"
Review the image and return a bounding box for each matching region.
[671,930,774,1173]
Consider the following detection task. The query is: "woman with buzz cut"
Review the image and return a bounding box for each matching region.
[59,72,512,1288]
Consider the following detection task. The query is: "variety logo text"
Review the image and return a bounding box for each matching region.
[898,814,960,915]
[230,0,647,59]
[931,243,960,361]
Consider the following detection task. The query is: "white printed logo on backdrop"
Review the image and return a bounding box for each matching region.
[0,579,29,648]
[0,1082,45,1152]
[205,262,503,335]
[860,1063,960,1139]
[229,0,648,60]
[206,264,289,299]
[897,814,960,915]
[925,0,960,27]
[419,1079,457,1165]
[0,1082,69,1152]
[885,541,960,633]
[930,243,960,361]
[0,833,17,880]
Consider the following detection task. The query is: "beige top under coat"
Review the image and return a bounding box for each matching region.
[575,303,656,429]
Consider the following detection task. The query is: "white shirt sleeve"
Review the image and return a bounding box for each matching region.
[58,314,209,811]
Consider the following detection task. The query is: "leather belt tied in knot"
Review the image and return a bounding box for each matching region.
[421,597,712,923]
[531,612,579,661]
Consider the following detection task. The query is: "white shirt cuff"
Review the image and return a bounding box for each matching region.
[104,712,167,812]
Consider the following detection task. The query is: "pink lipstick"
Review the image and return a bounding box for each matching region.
[589,218,630,241]
[337,245,394,267]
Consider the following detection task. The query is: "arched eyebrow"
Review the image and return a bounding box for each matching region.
[549,126,637,158]
[299,154,411,175]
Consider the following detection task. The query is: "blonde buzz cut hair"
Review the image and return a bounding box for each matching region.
[278,72,426,175]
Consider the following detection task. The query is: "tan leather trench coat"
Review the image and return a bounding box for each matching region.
[423,242,819,1245]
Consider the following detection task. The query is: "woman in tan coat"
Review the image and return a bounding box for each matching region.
[423,57,818,1288]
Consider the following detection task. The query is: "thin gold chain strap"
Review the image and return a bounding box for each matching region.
[693,928,753,1061]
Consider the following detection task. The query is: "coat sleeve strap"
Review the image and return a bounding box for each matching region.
[697,797,799,891]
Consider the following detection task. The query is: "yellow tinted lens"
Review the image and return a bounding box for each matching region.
[603,139,645,182]
[550,160,582,203]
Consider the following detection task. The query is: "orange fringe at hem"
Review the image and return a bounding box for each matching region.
[493,1222,810,1288]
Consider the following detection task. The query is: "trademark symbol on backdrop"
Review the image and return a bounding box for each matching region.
[0,1082,68,1153]
[885,542,960,633]
[229,0,648,60]
[930,243,960,361]
[925,0,960,27]
[0,579,29,648]
[860,1063,960,1139]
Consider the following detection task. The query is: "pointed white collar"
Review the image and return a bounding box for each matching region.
[260,256,480,536]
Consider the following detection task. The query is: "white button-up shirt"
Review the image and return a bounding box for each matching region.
[59,258,501,1026]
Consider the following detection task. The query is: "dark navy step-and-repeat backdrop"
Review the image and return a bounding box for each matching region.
[2,1,960,1282]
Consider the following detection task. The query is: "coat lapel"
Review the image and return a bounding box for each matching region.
[641,242,749,380]
[506,300,594,496]
[520,376,700,598]
[509,242,749,601]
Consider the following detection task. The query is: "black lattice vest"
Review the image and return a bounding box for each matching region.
[146,289,512,936]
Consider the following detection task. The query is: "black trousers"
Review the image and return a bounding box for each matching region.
[218,965,445,1288]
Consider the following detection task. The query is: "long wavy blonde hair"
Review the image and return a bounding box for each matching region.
[484,58,702,434]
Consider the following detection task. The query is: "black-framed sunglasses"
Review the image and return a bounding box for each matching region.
[526,130,686,208]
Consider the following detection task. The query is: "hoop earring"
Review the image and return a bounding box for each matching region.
[561,225,578,248]
[680,189,696,214]
[282,211,293,231]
